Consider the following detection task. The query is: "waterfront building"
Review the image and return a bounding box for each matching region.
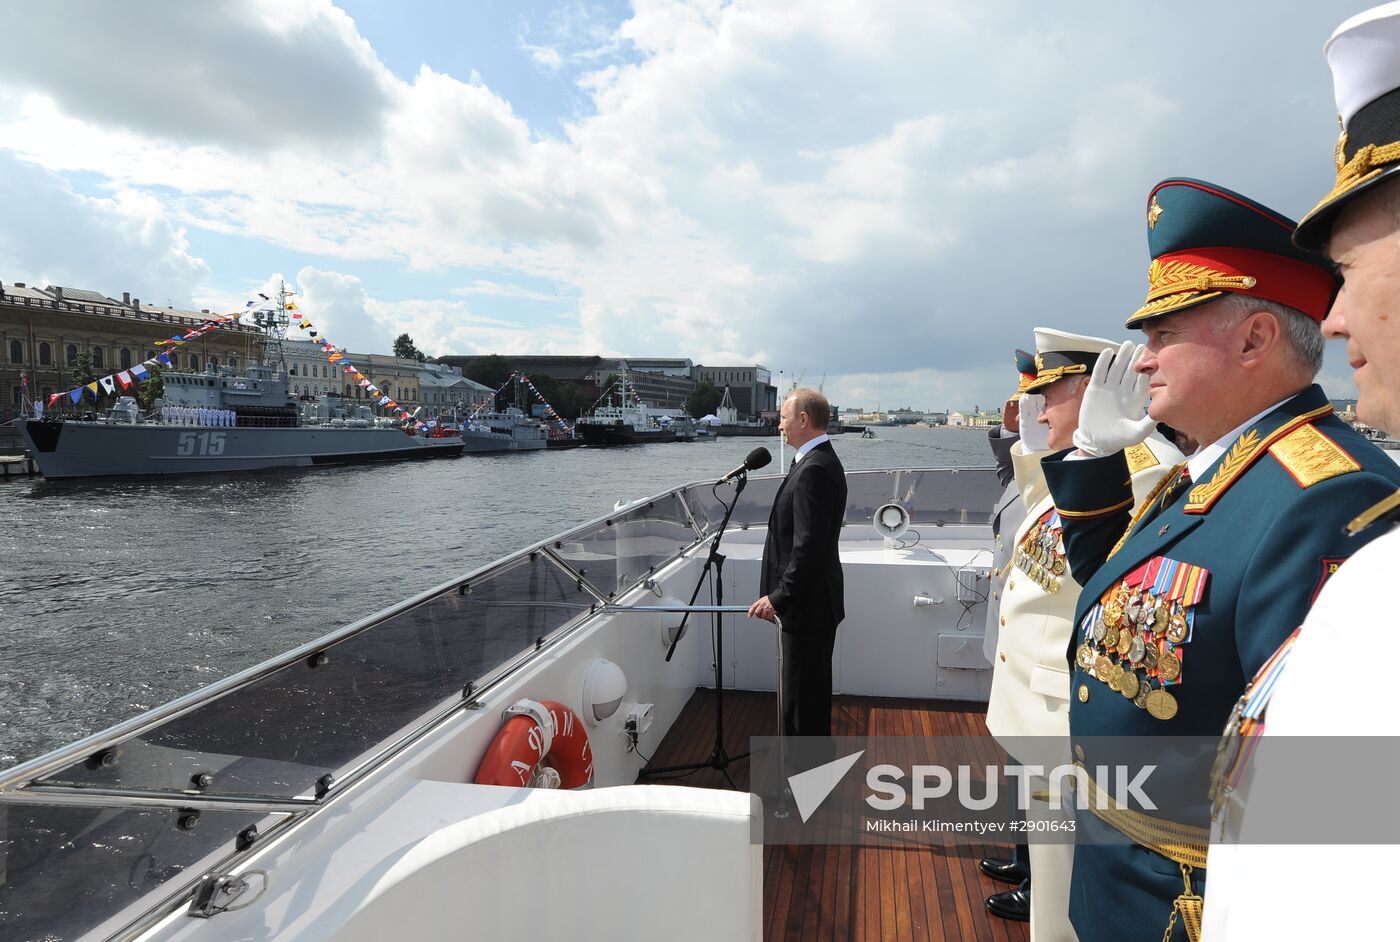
[1,281,262,422]
[690,364,777,421]
[436,354,699,412]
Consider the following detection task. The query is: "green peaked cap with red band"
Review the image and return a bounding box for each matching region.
[1127,178,1339,327]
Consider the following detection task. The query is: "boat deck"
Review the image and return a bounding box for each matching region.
[640,688,1029,942]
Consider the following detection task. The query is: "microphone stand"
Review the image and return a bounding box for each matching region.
[638,470,752,789]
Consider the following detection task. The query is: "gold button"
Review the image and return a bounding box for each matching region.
[992,590,999,599]
[1077,685,1089,703]
[1009,580,1016,590]
[999,652,1006,662]
[1000,615,1006,626]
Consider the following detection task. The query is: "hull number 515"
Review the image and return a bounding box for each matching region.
[177,431,227,456]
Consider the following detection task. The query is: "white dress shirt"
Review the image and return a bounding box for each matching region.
[792,433,830,464]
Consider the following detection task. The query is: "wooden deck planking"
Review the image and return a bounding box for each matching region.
[639,688,1031,942]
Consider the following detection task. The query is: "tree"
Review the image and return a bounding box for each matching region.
[686,379,723,418]
[70,352,97,389]
[393,333,423,361]
[463,354,516,410]
[136,368,165,410]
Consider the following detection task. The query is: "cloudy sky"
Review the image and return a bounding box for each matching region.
[0,1,1362,411]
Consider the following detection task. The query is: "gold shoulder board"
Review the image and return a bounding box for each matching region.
[1268,424,1360,489]
[1125,443,1159,475]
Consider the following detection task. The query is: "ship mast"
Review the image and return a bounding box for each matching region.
[248,282,293,371]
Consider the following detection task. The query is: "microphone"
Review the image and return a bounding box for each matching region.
[716,446,772,484]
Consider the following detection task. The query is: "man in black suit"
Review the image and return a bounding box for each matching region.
[748,388,848,736]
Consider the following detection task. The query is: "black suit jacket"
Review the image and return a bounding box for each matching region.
[760,440,847,631]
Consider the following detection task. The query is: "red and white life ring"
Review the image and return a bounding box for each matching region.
[473,698,593,789]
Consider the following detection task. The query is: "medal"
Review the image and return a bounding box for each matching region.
[1117,628,1133,657]
[1052,555,1066,576]
[1167,613,1189,644]
[1103,625,1120,649]
[1146,687,1178,721]
[1118,670,1140,699]
[1104,601,1124,629]
[1126,595,1141,623]
[1108,663,1124,691]
[1152,605,1169,634]
[1077,644,1096,671]
[1134,684,1151,710]
[1095,655,1113,681]
[1158,650,1181,682]
[1209,698,1246,809]
[1142,639,1158,668]
[1092,617,1107,643]
[1128,634,1146,665]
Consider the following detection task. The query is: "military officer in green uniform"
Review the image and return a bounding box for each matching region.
[1039,178,1400,942]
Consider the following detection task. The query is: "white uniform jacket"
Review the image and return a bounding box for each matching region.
[986,434,1184,743]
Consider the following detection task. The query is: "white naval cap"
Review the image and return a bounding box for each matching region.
[1296,2,1400,248]
[1023,327,1118,393]
[1327,2,1400,126]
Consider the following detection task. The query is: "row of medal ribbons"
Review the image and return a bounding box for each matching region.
[1075,557,1210,721]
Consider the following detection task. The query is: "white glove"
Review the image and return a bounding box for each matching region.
[1018,393,1050,452]
[1071,341,1155,457]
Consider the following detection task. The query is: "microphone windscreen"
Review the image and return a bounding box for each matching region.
[746,446,773,471]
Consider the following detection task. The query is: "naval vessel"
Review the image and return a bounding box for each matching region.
[575,372,677,446]
[18,362,463,479]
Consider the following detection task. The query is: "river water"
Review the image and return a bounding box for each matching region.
[0,426,993,769]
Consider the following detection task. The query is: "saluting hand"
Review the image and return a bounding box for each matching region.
[1072,341,1155,457]
[748,595,777,622]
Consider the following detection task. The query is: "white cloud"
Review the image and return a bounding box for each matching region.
[0,0,392,151]
[0,0,1362,410]
[0,152,208,303]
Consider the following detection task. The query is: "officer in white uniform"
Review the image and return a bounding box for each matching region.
[1204,6,1400,938]
[984,328,1183,939]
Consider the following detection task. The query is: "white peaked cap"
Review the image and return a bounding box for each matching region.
[1032,327,1118,357]
[1327,2,1400,127]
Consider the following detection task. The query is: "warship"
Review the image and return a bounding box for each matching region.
[17,292,464,479]
[575,372,677,446]
[458,405,548,453]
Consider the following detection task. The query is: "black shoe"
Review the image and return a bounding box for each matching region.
[986,888,1030,922]
[978,857,1029,886]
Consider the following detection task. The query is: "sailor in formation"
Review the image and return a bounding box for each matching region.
[1037,179,1400,942]
[1202,5,1400,938]
[983,329,1183,937]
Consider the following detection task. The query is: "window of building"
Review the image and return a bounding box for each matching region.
[39,342,51,366]
[209,356,218,368]
[345,384,352,397]
[189,355,199,372]
[230,357,238,370]
[92,346,104,368]
[8,339,21,363]
[290,364,297,375]
[168,353,179,369]
[120,348,131,370]
[66,344,78,366]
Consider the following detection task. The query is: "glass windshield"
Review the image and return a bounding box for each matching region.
[548,492,699,599]
[0,802,265,942]
[33,551,594,799]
